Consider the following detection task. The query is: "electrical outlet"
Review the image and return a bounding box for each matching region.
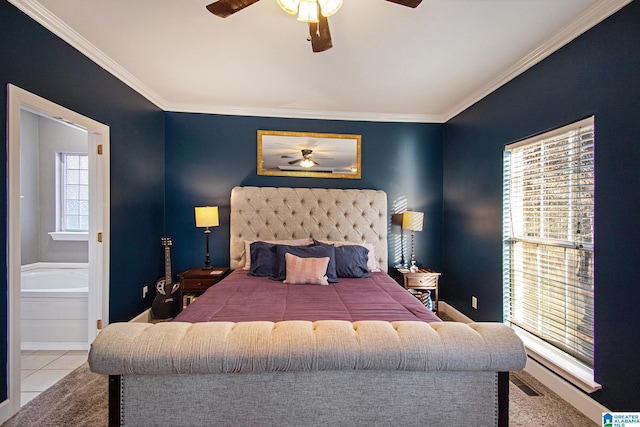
[471,296,478,309]
[142,285,149,299]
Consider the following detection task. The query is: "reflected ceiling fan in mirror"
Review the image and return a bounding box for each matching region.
[206,0,423,53]
[281,148,333,168]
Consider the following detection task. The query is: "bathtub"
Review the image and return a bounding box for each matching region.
[21,263,89,350]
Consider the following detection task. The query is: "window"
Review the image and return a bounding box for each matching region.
[58,152,89,232]
[503,117,598,392]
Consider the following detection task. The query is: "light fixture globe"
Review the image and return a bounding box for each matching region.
[300,158,314,168]
[297,0,319,22]
[319,0,342,17]
[277,0,300,15]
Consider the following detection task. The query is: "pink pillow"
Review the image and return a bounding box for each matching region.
[283,253,330,285]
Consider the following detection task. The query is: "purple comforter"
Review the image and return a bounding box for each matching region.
[174,269,441,323]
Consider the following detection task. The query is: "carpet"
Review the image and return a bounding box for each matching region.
[2,363,107,427]
[2,363,597,426]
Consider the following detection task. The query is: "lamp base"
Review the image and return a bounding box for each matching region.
[409,230,418,272]
[203,228,213,270]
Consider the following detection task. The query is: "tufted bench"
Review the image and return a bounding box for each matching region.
[89,320,527,426]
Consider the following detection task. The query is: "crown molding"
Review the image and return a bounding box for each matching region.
[8,0,442,123]
[441,0,633,122]
[9,0,632,124]
[8,0,169,110]
[6,0,443,122]
[165,102,444,123]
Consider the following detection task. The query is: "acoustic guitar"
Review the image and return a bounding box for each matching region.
[151,236,180,319]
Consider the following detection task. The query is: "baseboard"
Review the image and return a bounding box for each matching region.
[0,398,14,424]
[21,342,89,351]
[441,301,608,425]
[438,301,474,323]
[524,358,608,424]
[129,308,150,323]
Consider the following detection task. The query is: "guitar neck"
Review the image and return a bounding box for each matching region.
[164,246,172,284]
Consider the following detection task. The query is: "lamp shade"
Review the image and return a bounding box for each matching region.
[402,211,424,232]
[195,206,219,228]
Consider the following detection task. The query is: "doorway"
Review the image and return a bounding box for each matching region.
[6,85,110,415]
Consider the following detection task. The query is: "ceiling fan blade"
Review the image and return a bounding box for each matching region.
[385,0,423,8]
[309,14,332,53]
[206,0,261,18]
[288,159,303,165]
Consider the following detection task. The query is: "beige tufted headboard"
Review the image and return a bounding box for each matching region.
[230,187,388,272]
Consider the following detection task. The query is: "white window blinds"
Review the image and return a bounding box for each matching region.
[503,117,595,370]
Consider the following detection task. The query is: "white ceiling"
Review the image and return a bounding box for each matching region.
[12,0,630,122]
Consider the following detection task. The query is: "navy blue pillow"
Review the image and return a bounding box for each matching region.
[334,245,370,278]
[274,244,338,283]
[247,241,277,277]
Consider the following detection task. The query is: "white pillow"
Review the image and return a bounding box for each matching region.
[283,253,329,285]
[242,237,313,270]
[316,240,380,272]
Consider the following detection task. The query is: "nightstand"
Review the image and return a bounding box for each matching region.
[394,267,441,313]
[178,267,229,310]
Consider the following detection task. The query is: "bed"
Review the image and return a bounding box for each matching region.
[89,186,526,427]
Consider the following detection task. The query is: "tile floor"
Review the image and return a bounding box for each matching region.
[20,349,88,407]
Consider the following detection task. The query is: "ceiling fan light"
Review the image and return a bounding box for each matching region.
[297,0,319,23]
[318,0,342,17]
[277,0,300,15]
[300,158,314,168]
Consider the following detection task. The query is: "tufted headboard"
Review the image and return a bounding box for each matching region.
[230,187,388,272]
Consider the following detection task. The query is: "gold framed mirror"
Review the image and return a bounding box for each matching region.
[258,130,361,179]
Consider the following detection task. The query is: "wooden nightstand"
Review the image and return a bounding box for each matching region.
[394,267,441,313]
[178,267,229,310]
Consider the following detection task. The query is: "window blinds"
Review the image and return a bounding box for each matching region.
[503,117,595,368]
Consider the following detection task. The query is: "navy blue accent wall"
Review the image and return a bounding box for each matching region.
[1,1,165,401]
[443,2,640,410]
[164,112,443,275]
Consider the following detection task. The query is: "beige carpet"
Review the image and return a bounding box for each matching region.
[2,363,107,427]
[509,370,597,427]
[2,362,597,426]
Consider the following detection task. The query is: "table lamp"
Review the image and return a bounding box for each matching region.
[402,211,424,272]
[195,206,219,270]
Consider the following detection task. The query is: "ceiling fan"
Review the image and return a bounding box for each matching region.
[206,0,423,53]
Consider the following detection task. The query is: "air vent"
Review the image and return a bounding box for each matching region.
[510,374,542,397]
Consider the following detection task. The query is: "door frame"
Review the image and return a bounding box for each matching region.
[6,84,110,416]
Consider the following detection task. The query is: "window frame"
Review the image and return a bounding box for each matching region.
[54,151,90,236]
[502,116,600,393]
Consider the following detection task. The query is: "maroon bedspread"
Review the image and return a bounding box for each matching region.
[174,269,441,323]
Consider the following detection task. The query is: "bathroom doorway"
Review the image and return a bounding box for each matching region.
[6,85,110,416]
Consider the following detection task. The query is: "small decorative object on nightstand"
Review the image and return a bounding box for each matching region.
[394,267,440,313]
[178,267,229,310]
